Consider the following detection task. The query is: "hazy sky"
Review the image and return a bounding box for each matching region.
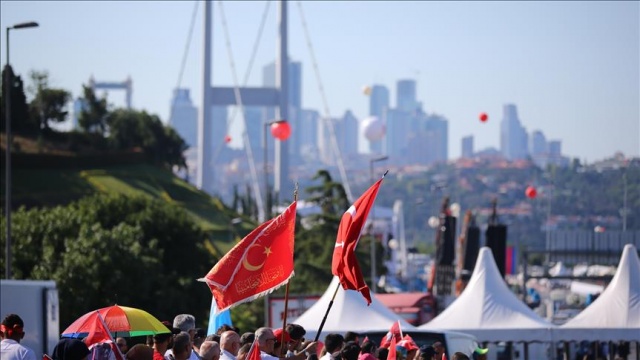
[1,1,638,162]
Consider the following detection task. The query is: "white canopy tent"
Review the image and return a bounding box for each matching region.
[555,243,640,342]
[419,247,556,342]
[294,276,415,340]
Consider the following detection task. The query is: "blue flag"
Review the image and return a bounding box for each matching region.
[207,297,232,335]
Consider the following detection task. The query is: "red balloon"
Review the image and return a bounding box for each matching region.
[270,121,291,141]
[525,186,537,199]
[224,135,232,143]
[479,112,488,122]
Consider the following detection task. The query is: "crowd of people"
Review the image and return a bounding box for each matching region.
[1,313,487,360]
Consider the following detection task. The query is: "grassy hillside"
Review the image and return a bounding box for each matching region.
[1,140,255,254]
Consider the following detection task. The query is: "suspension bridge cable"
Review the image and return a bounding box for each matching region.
[216,0,269,221]
[176,1,200,91]
[295,1,354,202]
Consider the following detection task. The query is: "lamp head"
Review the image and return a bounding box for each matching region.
[12,22,39,29]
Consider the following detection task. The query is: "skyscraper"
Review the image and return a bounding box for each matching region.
[500,104,529,160]
[170,88,198,148]
[396,79,418,113]
[462,135,474,158]
[368,84,389,154]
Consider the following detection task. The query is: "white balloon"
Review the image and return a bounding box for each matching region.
[362,116,386,141]
[428,216,439,229]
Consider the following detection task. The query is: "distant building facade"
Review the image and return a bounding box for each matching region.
[462,135,474,158]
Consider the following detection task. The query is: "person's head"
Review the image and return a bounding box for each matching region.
[115,338,128,353]
[1,314,25,342]
[472,347,488,360]
[236,343,252,360]
[194,328,207,349]
[361,340,377,356]
[451,352,469,360]
[377,347,389,360]
[52,339,91,360]
[340,341,361,360]
[323,333,345,354]
[273,328,291,356]
[216,324,235,335]
[432,342,444,358]
[199,341,221,360]
[173,332,193,360]
[220,330,241,356]
[419,345,436,360]
[173,315,196,340]
[255,327,277,354]
[126,344,153,360]
[240,332,255,346]
[343,332,360,345]
[285,324,306,352]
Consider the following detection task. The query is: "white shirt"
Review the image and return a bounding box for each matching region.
[260,351,279,360]
[220,349,236,360]
[1,339,37,360]
[165,349,201,360]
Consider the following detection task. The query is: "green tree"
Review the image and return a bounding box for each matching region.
[0,194,213,328]
[1,65,32,135]
[28,70,71,132]
[107,109,187,170]
[78,85,109,135]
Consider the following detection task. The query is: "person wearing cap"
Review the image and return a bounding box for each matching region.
[219,330,241,360]
[1,314,37,360]
[472,347,488,360]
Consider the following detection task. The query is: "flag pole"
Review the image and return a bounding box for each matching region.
[313,282,340,342]
[279,184,299,355]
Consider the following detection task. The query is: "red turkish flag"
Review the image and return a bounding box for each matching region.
[248,340,261,360]
[200,202,297,311]
[331,178,384,305]
[387,335,397,360]
[379,320,403,349]
[84,311,114,347]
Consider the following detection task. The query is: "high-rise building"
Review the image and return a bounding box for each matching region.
[299,109,320,163]
[169,88,198,148]
[385,108,410,159]
[500,104,529,160]
[396,79,418,113]
[368,84,389,154]
[462,135,474,158]
[263,60,302,167]
[530,130,547,157]
[424,114,449,163]
[318,111,359,166]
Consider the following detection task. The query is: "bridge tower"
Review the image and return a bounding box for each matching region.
[198,0,289,208]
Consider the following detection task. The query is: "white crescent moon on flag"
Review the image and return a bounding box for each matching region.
[242,244,265,271]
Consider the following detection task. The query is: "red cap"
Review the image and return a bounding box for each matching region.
[273,329,291,343]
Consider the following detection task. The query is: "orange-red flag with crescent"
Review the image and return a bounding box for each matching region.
[331,177,384,305]
[199,202,297,311]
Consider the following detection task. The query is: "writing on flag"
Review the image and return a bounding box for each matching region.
[332,177,385,305]
[199,202,297,312]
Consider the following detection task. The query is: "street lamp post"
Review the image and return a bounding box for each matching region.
[263,120,288,220]
[5,21,39,279]
[369,155,388,293]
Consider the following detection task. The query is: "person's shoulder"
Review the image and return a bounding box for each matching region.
[20,344,38,360]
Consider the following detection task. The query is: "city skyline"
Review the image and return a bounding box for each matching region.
[1,1,638,163]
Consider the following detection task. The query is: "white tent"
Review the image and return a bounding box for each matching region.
[294,276,415,340]
[555,243,640,342]
[419,247,556,342]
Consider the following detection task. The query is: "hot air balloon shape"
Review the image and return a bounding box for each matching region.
[525,186,537,199]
